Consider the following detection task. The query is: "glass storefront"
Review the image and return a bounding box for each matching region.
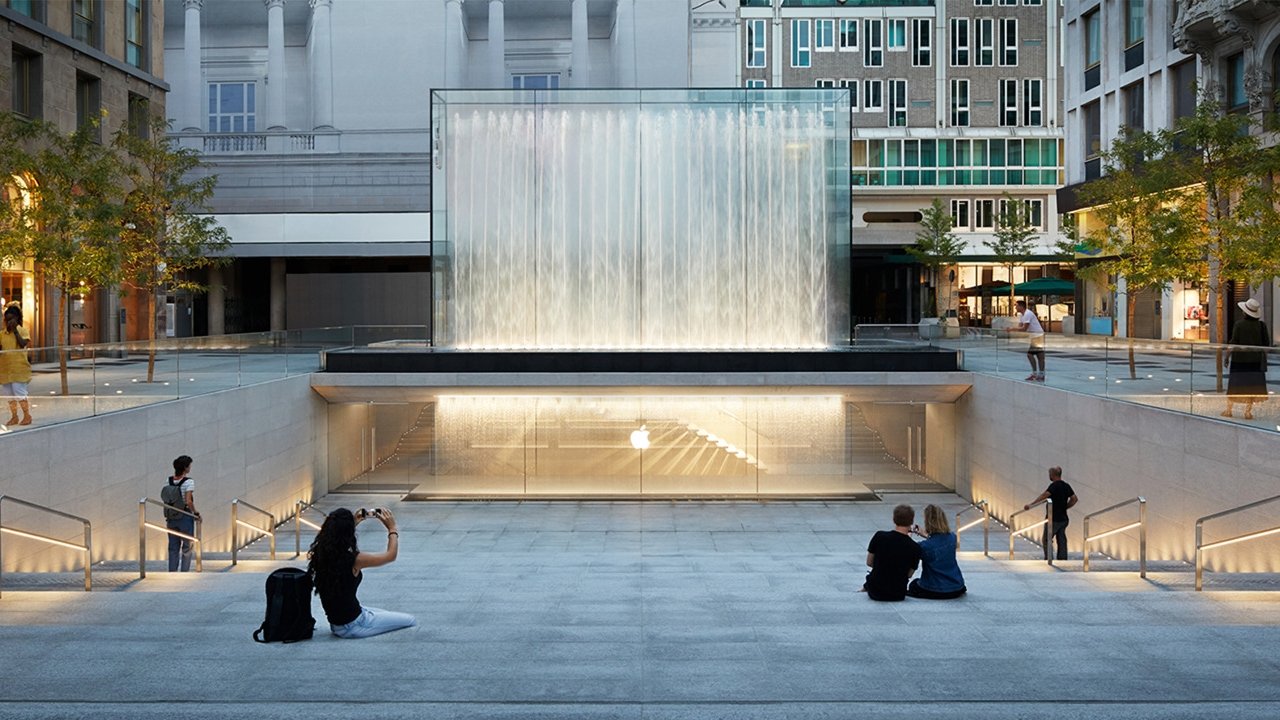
[328,394,955,498]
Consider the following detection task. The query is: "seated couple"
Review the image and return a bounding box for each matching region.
[863,504,967,601]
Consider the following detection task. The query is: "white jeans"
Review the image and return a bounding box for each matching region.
[330,606,417,639]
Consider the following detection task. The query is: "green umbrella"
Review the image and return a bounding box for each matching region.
[1012,277,1076,295]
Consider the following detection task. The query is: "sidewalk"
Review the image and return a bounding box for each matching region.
[1,495,1277,719]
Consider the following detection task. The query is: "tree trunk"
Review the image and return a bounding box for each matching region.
[1126,291,1137,379]
[146,290,157,383]
[57,286,68,396]
[1213,285,1226,393]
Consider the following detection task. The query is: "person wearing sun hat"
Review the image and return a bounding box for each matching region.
[1222,297,1272,420]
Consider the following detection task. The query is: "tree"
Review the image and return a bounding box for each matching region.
[984,193,1038,310]
[0,114,42,271]
[906,198,966,318]
[8,118,124,394]
[1077,128,1203,377]
[113,115,231,382]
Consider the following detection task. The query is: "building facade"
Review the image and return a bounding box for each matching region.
[1060,0,1280,340]
[1,0,167,346]
[739,0,1067,327]
[163,0,736,334]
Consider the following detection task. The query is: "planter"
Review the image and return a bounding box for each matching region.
[918,317,943,340]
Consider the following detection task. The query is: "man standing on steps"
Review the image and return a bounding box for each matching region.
[862,504,922,601]
[1015,299,1046,382]
[165,455,200,572]
[1025,466,1076,561]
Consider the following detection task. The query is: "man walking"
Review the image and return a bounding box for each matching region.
[1025,466,1077,561]
[1015,299,1046,382]
[862,504,922,601]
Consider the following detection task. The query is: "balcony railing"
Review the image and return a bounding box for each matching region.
[176,129,341,155]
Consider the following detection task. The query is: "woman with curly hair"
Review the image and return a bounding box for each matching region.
[906,504,967,600]
[307,507,416,638]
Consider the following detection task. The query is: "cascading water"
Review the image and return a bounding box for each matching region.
[441,101,837,350]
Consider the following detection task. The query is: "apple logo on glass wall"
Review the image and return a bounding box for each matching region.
[630,424,650,450]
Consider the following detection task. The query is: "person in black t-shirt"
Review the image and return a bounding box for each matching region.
[862,504,922,601]
[307,507,416,638]
[1024,466,1078,561]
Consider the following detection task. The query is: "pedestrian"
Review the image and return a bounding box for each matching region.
[308,507,417,638]
[1015,299,1045,382]
[906,504,967,599]
[1,304,33,427]
[1024,466,1076,561]
[1222,298,1271,421]
[862,504,922,601]
[164,455,200,572]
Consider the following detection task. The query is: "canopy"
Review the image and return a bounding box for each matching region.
[987,278,1076,296]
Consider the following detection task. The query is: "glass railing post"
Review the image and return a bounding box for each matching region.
[231,500,239,566]
[1138,498,1146,579]
[195,515,203,573]
[1082,514,1091,572]
[1044,498,1053,566]
[82,521,92,592]
[1195,521,1203,591]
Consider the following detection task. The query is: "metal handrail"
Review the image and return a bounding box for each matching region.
[1082,497,1147,578]
[1007,499,1054,566]
[0,495,93,598]
[1195,493,1280,591]
[137,498,203,578]
[955,500,990,556]
[231,499,276,566]
[294,499,328,556]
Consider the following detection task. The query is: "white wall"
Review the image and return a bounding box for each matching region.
[0,376,327,572]
[330,0,444,130]
[957,374,1280,572]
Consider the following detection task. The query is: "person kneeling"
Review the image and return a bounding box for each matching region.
[906,504,967,600]
[862,504,922,602]
[308,507,417,638]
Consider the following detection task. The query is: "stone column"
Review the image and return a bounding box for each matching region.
[265,0,287,130]
[208,266,226,336]
[489,0,505,88]
[571,0,589,87]
[182,0,204,131]
[613,0,635,87]
[445,0,466,88]
[270,258,287,331]
[309,0,334,129]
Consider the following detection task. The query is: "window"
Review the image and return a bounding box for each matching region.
[76,72,101,139]
[1023,199,1044,229]
[999,18,1018,66]
[1227,53,1246,110]
[864,79,883,112]
[975,0,993,5]
[912,18,931,67]
[999,0,1017,5]
[73,0,101,49]
[1125,0,1144,47]
[977,18,994,67]
[839,79,859,111]
[888,79,907,127]
[10,47,41,119]
[512,73,559,89]
[865,19,883,67]
[127,93,150,140]
[745,79,767,89]
[951,18,969,66]
[1084,100,1102,179]
[888,19,907,51]
[747,19,767,68]
[951,200,970,230]
[975,199,995,230]
[1023,79,1043,127]
[815,19,835,52]
[4,0,41,20]
[839,19,858,51]
[1024,0,1042,4]
[950,79,970,127]
[815,79,835,88]
[125,0,146,68]
[208,82,257,132]
[1084,10,1101,68]
[1172,60,1196,120]
[791,19,812,68]
[1000,79,1018,126]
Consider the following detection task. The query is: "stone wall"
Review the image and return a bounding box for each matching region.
[0,375,327,572]
[957,374,1280,572]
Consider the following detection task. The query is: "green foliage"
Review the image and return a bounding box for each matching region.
[984,193,1039,305]
[906,198,966,317]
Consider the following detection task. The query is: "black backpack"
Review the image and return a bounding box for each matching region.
[160,479,186,521]
[253,567,316,643]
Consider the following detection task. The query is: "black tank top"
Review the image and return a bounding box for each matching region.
[318,551,362,626]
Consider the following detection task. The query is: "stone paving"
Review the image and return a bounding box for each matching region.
[1,494,1278,719]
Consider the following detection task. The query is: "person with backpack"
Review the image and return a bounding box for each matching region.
[163,455,199,572]
[307,507,416,639]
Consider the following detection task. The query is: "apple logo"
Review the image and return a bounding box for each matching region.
[630,424,651,450]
